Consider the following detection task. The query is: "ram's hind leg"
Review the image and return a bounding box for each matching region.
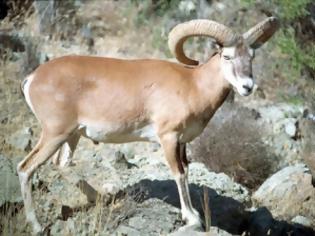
[17,129,70,234]
[52,132,80,168]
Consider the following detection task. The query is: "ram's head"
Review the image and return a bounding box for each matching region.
[168,17,279,96]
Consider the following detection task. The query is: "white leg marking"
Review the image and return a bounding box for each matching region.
[52,133,80,168]
[175,174,201,226]
[18,171,42,234]
[54,142,72,167]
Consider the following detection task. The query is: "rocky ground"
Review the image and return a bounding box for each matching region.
[1,0,315,235]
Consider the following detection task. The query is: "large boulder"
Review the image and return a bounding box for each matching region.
[252,164,315,227]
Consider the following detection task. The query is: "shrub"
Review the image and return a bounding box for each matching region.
[242,0,315,78]
[190,103,277,190]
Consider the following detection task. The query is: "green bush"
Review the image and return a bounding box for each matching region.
[277,28,315,77]
[242,0,311,20]
[128,0,196,54]
[129,0,182,25]
[275,0,311,20]
[242,0,314,78]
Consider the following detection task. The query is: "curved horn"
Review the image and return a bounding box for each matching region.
[168,20,239,65]
[243,17,280,49]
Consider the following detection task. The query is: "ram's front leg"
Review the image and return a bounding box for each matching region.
[159,132,201,227]
[179,143,200,219]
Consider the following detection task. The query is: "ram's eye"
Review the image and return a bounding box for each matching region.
[223,55,231,60]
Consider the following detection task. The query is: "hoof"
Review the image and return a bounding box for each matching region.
[182,209,202,227]
[178,223,202,232]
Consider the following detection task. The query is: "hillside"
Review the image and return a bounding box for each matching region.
[0,0,314,235]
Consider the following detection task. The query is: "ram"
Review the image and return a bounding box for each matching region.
[18,17,279,234]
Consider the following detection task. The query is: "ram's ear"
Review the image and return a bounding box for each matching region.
[243,17,280,49]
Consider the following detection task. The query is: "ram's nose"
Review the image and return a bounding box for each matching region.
[242,84,253,93]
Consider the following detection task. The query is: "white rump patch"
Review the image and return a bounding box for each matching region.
[23,74,35,113]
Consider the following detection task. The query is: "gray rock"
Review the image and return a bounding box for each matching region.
[151,142,160,152]
[116,198,180,235]
[116,225,141,236]
[0,155,22,206]
[8,127,33,151]
[189,163,249,203]
[291,215,312,227]
[179,1,196,15]
[252,164,315,226]
[113,150,137,169]
[128,216,148,229]
[76,180,99,203]
[306,113,315,121]
[284,119,297,138]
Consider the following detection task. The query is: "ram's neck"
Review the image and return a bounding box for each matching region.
[192,54,231,114]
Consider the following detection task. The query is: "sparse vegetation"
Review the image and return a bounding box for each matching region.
[191,103,277,190]
[1,0,315,235]
[242,0,315,79]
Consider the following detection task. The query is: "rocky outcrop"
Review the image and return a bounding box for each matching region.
[252,164,315,228]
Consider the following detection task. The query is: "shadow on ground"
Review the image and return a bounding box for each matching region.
[123,179,315,236]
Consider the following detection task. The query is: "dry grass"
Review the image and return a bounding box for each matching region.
[0,178,138,235]
[202,186,211,232]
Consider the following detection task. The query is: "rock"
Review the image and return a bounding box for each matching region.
[179,0,196,15]
[7,127,33,151]
[102,182,120,195]
[50,219,77,235]
[307,113,315,121]
[291,215,312,227]
[151,142,160,152]
[112,150,137,169]
[39,52,49,63]
[76,179,99,203]
[128,216,147,229]
[0,31,25,52]
[169,226,232,236]
[0,155,22,206]
[284,118,297,138]
[116,198,181,235]
[252,164,315,226]
[207,227,233,236]
[189,162,249,203]
[115,225,141,236]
